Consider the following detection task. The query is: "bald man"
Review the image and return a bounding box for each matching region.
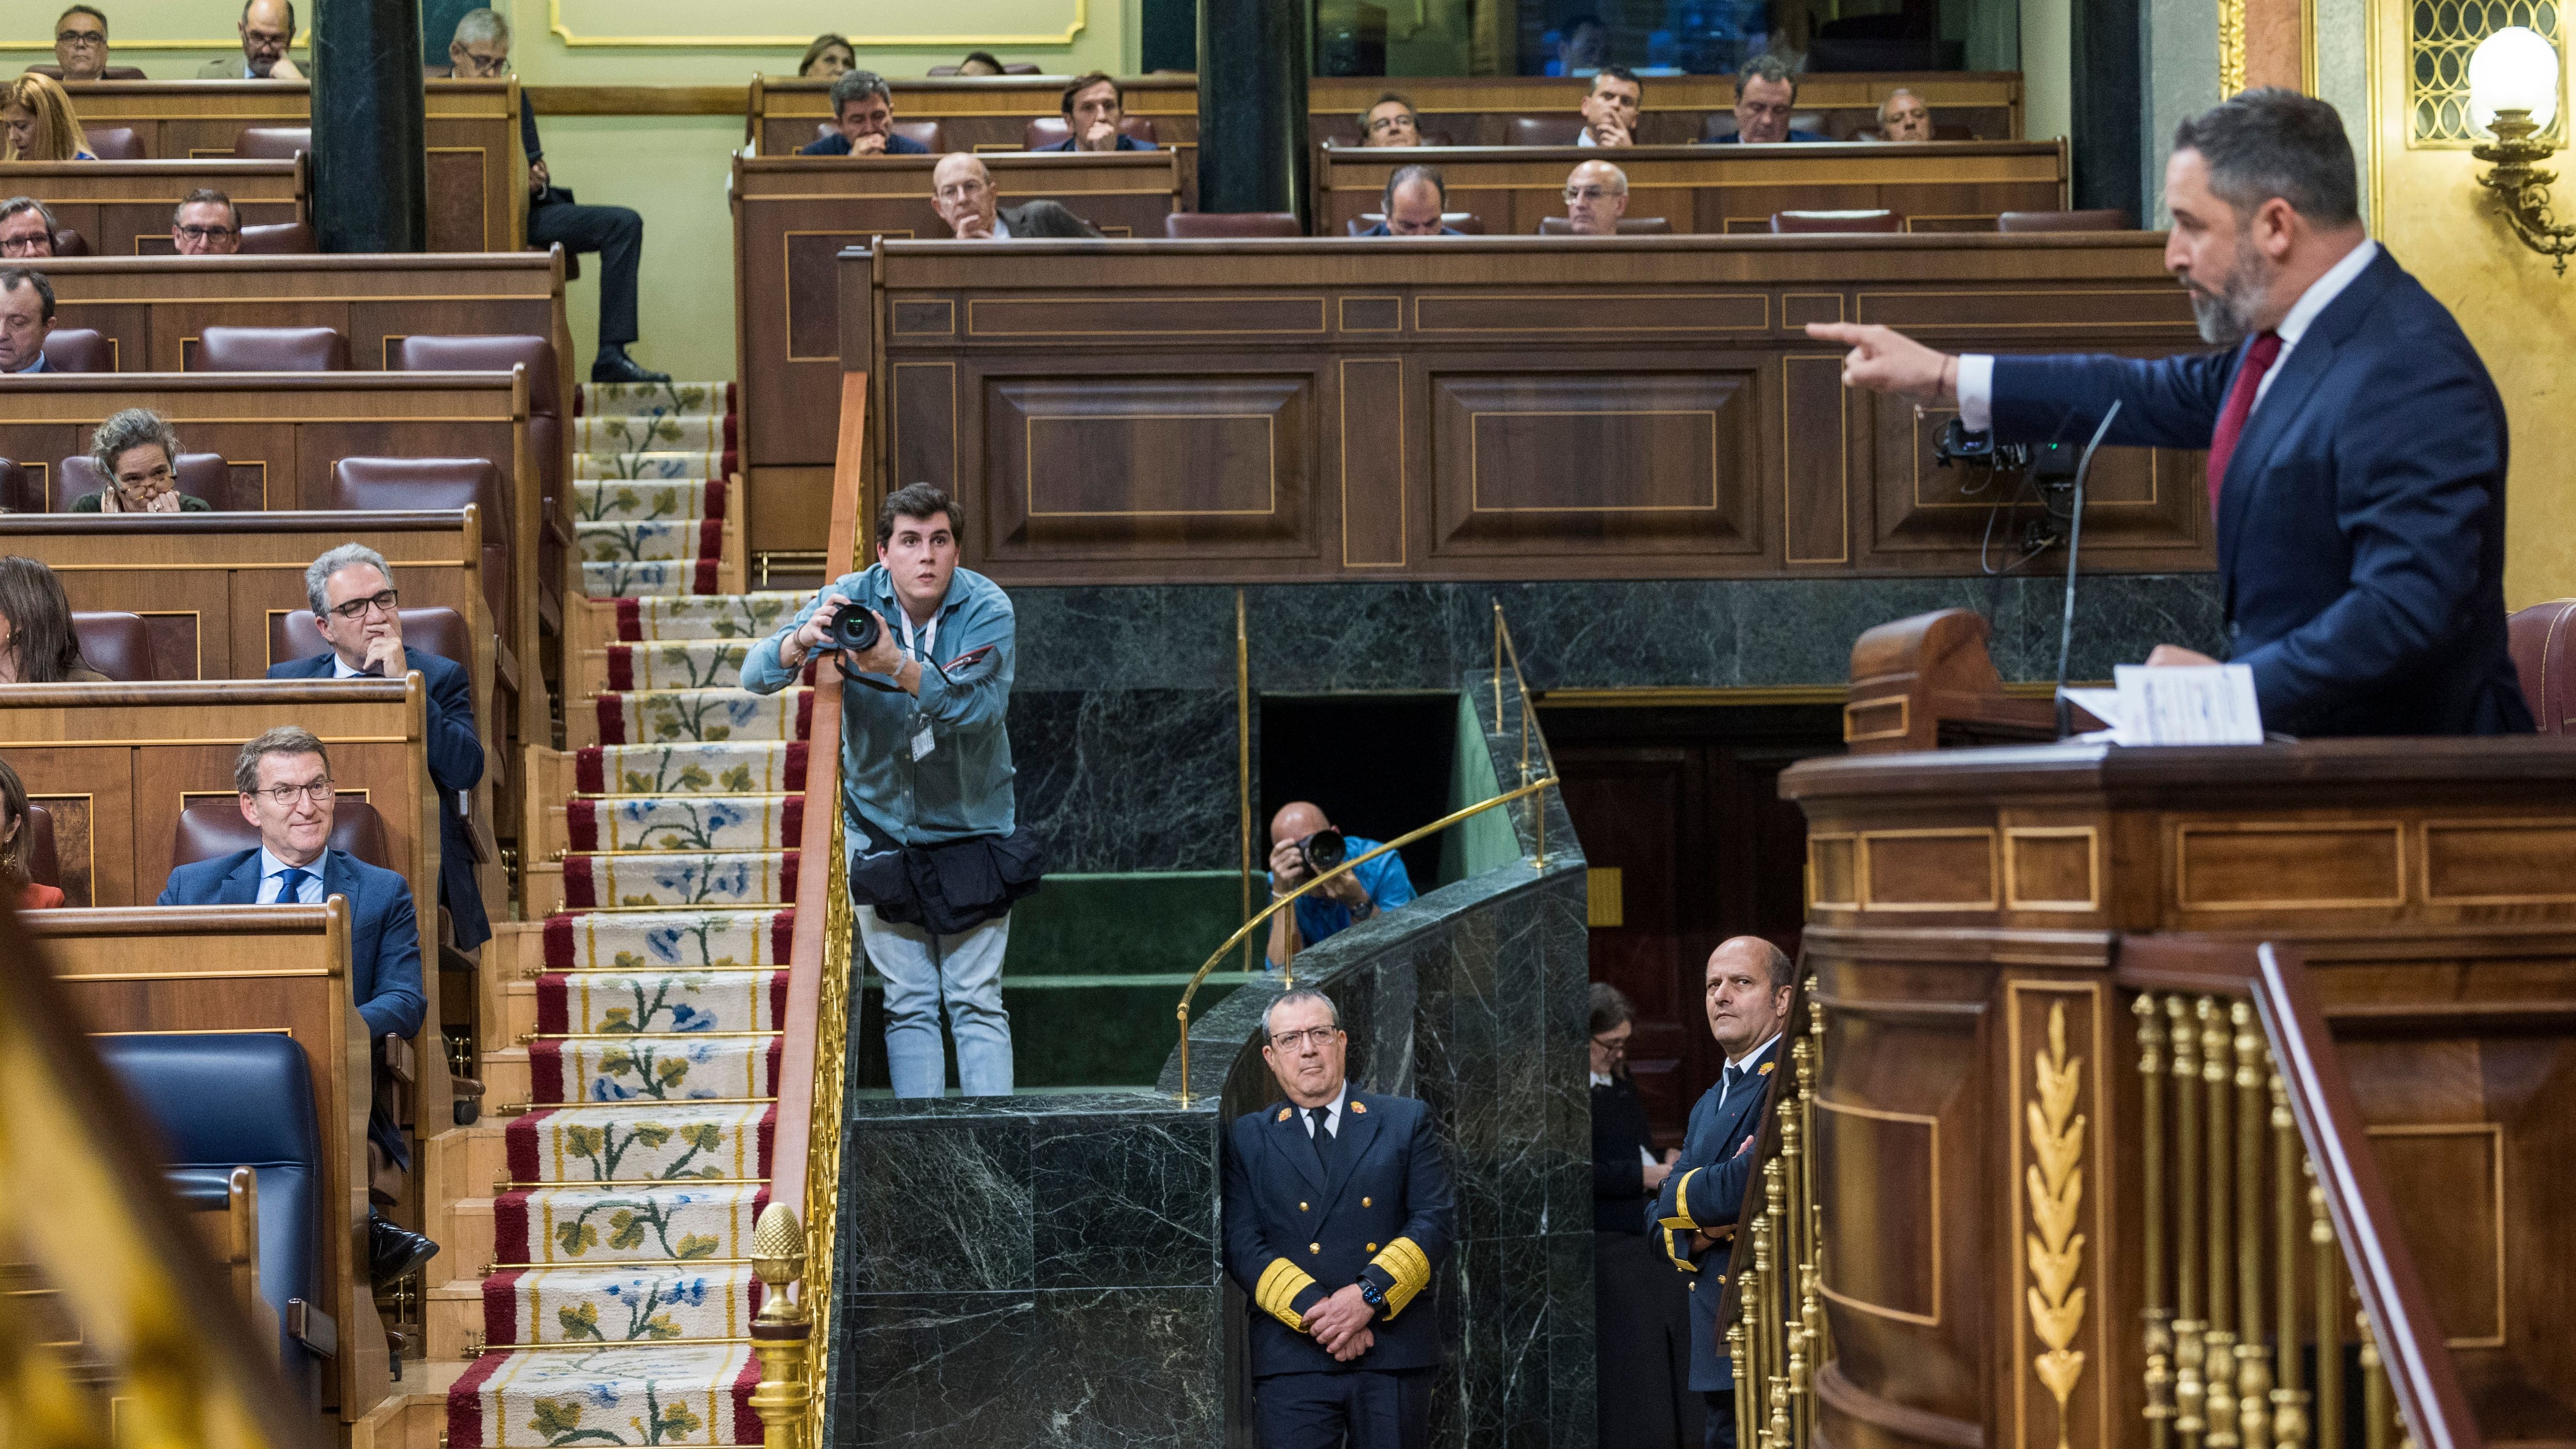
[929,153,1105,240]
[1264,801,1417,968]
[1560,159,1630,235]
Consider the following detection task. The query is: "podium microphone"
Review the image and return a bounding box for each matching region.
[2054,400,2123,739]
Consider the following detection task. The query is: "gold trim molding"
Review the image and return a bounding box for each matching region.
[546,0,1086,48]
[2217,0,2247,97]
[2026,998,2088,1449]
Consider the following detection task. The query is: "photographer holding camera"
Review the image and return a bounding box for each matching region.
[741,483,1035,1098]
[1265,801,1417,969]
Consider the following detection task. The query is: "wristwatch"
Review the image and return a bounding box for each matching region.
[1357,1278,1386,1313]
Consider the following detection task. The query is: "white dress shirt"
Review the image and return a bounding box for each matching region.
[1955,238,2381,431]
[1715,1031,1782,1111]
[258,847,327,904]
[1301,1088,1347,1140]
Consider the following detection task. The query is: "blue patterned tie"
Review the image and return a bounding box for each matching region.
[275,866,312,904]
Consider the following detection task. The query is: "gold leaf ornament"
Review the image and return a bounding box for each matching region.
[2026,1000,2088,1449]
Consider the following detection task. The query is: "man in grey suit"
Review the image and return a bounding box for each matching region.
[197,0,303,78]
[930,153,1104,241]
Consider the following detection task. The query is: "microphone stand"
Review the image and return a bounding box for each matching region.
[2054,401,2123,739]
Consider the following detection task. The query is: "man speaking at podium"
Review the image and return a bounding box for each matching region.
[1811,89,2532,738]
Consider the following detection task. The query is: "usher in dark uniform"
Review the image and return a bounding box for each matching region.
[1652,1038,1785,1449]
[1223,1086,1454,1449]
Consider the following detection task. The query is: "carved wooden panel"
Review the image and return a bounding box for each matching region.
[2174,822,2407,911]
[1861,828,1999,911]
[1337,358,1408,568]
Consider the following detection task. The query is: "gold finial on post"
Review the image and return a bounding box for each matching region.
[749,1203,813,1449]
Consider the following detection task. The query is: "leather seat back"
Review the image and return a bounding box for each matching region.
[239,221,316,254]
[1536,215,1672,235]
[83,126,144,160]
[25,64,150,80]
[1022,114,1158,149]
[42,328,112,372]
[232,126,311,159]
[171,796,395,873]
[23,802,59,891]
[0,459,30,514]
[2508,599,2576,734]
[56,452,231,511]
[196,326,350,372]
[48,227,92,256]
[1163,211,1302,239]
[71,611,155,680]
[1771,209,1903,232]
[94,1033,326,1408]
[270,604,472,675]
[389,335,561,507]
[325,459,509,621]
[890,120,946,151]
[1504,114,1585,147]
[1997,208,2136,232]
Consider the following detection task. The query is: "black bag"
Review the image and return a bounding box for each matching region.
[848,821,1046,935]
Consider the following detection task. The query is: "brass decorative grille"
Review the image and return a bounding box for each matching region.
[2410,0,2567,145]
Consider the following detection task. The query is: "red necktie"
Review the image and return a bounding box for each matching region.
[2205,330,2283,511]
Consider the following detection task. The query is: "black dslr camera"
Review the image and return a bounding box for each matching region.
[1298,827,1347,878]
[828,603,882,654]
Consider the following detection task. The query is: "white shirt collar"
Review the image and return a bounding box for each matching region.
[1720,1032,1782,1099]
[1301,1086,1348,1138]
[259,846,325,900]
[1589,1069,1614,1087]
[2274,238,2379,348]
[989,214,1012,240]
[330,651,371,678]
[1577,129,1598,147]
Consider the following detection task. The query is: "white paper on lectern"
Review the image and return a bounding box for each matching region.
[2058,668,2263,745]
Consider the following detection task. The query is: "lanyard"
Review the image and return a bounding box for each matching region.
[894,604,937,667]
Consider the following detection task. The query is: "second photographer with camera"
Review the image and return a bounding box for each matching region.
[1264,800,1417,969]
[741,483,1035,1099]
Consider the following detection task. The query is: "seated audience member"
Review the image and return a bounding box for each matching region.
[159,726,439,1288]
[199,0,302,78]
[1711,55,1825,144]
[171,188,242,255]
[1,74,96,161]
[1360,93,1423,147]
[0,199,57,261]
[1359,163,1465,235]
[0,555,107,683]
[1579,65,1641,147]
[449,9,668,383]
[74,409,210,514]
[52,6,115,84]
[1874,87,1933,142]
[956,50,1006,76]
[271,543,488,951]
[0,267,57,375]
[802,71,927,156]
[1549,13,1611,76]
[799,32,854,79]
[0,757,61,908]
[1263,800,1416,968]
[1560,159,1630,234]
[1041,72,1156,152]
[932,152,1103,239]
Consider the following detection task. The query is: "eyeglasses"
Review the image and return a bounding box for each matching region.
[1563,186,1619,202]
[326,588,399,621]
[1590,1033,1630,1055]
[0,234,50,259]
[254,779,335,806]
[177,225,240,242]
[56,30,106,46]
[1269,1026,1341,1051]
[935,180,991,203]
[1366,115,1415,132]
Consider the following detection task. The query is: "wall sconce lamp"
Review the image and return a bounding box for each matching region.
[2470,26,2576,273]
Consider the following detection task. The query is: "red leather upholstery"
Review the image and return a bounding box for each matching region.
[1770,209,1903,232]
[196,326,351,372]
[172,796,395,874]
[2508,599,2576,734]
[1536,216,1673,235]
[49,228,91,256]
[1997,209,2137,232]
[41,328,113,372]
[1346,213,1485,235]
[1504,115,1585,147]
[57,452,231,511]
[80,126,143,160]
[890,121,946,151]
[1021,115,1158,149]
[22,803,60,892]
[1163,212,1302,239]
[71,611,155,681]
[326,458,510,621]
[232,126,310,159]
[270,605,473,675]
[391,335,563,614]
[239,220,316,254]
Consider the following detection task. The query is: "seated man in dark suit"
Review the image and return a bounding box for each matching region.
[1708,55,1827,144]
[158,725,441,1287]
[269,543,488,952]
[800,70,929,156]
[1038,72,1157,152]
[1357,164,1466,237]
[0,197,58,261]
[931,152,1103,240]
[0,267,56,375]
[1224,988,1454,1449]
[1558,159,1630,235]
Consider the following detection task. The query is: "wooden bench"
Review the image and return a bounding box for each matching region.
[61,78,527,252]
[5,156,306,257]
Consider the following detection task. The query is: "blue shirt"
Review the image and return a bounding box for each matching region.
[799,130,931,156]
[1270,835,1417,950]
[259,848,326,903]
[740,564,1016,846]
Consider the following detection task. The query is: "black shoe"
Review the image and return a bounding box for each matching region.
[590,345,671,385]
[368,1208,439,1288]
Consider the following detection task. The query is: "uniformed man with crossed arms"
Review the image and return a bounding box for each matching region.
[1223,988,1455,1449]
[1653,936,1797,1449]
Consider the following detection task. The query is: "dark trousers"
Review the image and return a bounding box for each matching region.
[1596,1229,1704,1448]
[526,198,642,347]
[1253,1368,1432,1449]
[1705,1390,1737,1449]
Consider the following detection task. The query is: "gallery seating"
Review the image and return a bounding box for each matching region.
[194,326,352,373]
[71,611,156,681]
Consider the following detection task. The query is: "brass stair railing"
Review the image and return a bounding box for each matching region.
[1723,976,1833,1449]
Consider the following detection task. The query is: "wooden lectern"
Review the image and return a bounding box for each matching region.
[1841,610,2057,754]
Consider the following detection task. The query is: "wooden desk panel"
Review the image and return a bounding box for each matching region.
[1315,142,2067,236]
[1305,72,2026,147]
[847,233,2210,585]
[5,158,305,258]
[63,79,527,252]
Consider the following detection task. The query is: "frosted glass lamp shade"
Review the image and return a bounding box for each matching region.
[2471,26,2561,133]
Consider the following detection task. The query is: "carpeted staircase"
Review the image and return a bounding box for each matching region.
[437,381,798,1448]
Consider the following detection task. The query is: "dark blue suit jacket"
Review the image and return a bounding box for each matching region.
[1706,130,1828,143]
[1357,223,1466,236]
[268,648,489,949]
[799,130,931,156]
[1650,1037,1783,1391]
[1992,247,2531,737]
[158,846,426,1166]
[1036,133,1156,151]
[1223,1087,1455,1377]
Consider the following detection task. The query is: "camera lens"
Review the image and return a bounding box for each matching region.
[829,604,880,654]
[1300,828,1347,876]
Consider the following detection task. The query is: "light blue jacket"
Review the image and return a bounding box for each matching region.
[739,564,1016,845]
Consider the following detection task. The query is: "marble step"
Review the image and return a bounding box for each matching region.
[535,968,789,1036]
[568,795,803,853]
[589,687,811,748]
[559,850,800,911]
[529,1033,781,1107]
[503,1100,775,1188]
[575,380,735,419]
[481,1262,760,1348]
[579,742,807,795]
[540,908,796,972]
[447,1342,760,1448]
[573,477,726,525]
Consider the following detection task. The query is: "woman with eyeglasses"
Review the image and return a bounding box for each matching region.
[0,73,97,162]
[72,409,210,514]
[0,757,62,908]
[0,555,105,684]
[1591,981,1703,1448]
